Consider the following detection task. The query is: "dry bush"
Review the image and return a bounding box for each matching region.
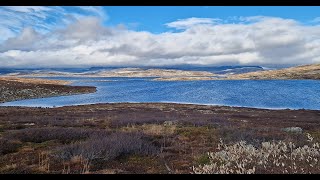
[193,133,320,174]
[38,151,50,173]
[143,124,176,136]
[61,155,90,174]
[121,124,176,136]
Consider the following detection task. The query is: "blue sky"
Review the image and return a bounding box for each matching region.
[0,6,320,68]
[2,6,320,37]
[103,6,320,32]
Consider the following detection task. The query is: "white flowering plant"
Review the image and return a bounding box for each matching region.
[193,133,320,174]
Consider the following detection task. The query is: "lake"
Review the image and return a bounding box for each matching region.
[1,77,320,110]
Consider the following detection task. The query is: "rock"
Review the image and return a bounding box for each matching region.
[163,120,178,126]
[282,127,303,133]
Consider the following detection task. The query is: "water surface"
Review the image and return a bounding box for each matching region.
[1,77,320,110]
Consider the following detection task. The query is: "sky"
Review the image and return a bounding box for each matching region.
[0,6,320,68]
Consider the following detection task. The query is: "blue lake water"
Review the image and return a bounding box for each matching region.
[1,77,320,110]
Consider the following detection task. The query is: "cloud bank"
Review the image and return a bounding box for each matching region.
[0,9,320,68]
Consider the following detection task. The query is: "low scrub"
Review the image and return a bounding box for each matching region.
[193,133,320,174]
[217,126,308,147]
[110,118,168,128]
[0,138,20,155]
[7,127,98,143]
[53,132,160,162]
[110,116,225,128]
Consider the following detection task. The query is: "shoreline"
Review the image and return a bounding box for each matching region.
[7,74,320,81]
[4,63,320,81]
[1,76,318,110]
[1,101,316,111]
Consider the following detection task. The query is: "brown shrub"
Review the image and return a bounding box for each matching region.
[53,132,160,162]
[0,138,21,155]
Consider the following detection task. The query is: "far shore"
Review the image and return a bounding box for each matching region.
[4,64,320,81]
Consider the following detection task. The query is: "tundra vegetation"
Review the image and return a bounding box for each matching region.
[193,134,320,174]
[0,103,320,174]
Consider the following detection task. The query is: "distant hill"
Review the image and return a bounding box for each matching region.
[0,65,264,76]
[226,64,320,80]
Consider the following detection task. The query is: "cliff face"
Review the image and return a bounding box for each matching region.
[226,64,320,80]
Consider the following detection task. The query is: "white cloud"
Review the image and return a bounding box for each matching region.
[0,15,320,68]
[0,27,42,52]
[76,6,108,20]
[56,17,113,41]
[0,6,107,42]
[3,6,53,13]
[0,26,16,42]
[166,17,221,29]
[312,17,320,23]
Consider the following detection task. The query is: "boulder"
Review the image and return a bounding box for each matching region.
[282,127,303,133]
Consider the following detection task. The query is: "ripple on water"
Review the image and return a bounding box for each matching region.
[1,77,320,110]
